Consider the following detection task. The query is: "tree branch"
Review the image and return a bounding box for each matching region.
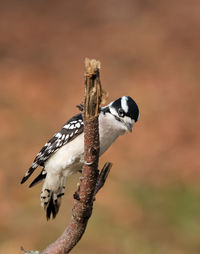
[34,58,111,254]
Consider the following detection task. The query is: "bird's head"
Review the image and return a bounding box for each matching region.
[104,96,139,133]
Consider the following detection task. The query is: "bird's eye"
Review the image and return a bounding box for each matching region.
[118,108,125,117]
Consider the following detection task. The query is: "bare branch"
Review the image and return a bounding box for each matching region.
[38,58,110,254]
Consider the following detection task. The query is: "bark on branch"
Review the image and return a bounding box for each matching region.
[24,58,112,254]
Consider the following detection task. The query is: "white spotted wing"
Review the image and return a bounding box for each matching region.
[21,113,84,184]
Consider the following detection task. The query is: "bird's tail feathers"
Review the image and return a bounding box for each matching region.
[29,170,47,188]
[41,175,66,220]
[20,162,39,184]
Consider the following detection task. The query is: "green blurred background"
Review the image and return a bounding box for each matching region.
[1,1,200,253]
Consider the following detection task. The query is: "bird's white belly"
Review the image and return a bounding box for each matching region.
[45,133,84,176]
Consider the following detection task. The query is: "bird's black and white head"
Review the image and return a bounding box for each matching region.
[102,96,139,133]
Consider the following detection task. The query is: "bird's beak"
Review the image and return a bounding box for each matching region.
[126,122,133,133]
[122,117,135,133]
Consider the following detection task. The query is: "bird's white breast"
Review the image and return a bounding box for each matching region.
[45,112,126,176]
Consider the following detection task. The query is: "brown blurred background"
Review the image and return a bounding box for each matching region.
[1,0,200,253]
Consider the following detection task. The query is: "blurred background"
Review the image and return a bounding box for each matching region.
[1,0,200,253]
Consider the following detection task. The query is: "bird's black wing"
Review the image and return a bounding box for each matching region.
[21,113,84,184]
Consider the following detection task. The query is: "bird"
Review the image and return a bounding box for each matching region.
[21,96,139,220]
